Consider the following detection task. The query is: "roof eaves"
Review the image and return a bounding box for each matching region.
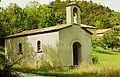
[66,2,80,8]
[5,24,72,39]
[81,24,96,29]
[81,27,93,35]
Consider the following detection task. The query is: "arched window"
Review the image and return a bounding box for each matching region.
[73,7,78,24]
[37,41,42,53]
[18,43,23,55]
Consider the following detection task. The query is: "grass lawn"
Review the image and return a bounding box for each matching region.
[93,51,120,65]
[14,50,120,77]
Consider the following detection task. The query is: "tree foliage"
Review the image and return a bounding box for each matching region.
[92,26,120,50]
[0,47,20,77]
[92,36,104,48]
[1,0,120,38]
[102,26,120,49]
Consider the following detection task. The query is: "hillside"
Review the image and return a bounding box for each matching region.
[79,1,120,28]
[49,1,120,28]
[1,1,120,76]
[0,0,120,37]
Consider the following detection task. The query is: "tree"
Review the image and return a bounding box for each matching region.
[103,26,120,49]
[0,46,22,77]
[1,0,120,38]
[0,3,24,37]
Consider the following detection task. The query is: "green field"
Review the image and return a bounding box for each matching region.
[93,51,120,65]
[14,49,120,77]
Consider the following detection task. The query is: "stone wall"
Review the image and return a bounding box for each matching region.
[58,25,92,66]
[5,32,60,68]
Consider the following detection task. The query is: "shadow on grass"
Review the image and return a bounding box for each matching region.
[93,47,118,55]
[95,50,116,55]
[38,73,109,77]
[13,67,113,77]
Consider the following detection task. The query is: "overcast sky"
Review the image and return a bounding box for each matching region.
[0,0,120,12]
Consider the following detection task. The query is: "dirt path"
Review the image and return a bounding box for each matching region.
[18,72,55,77]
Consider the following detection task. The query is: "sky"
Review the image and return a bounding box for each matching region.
[0,0,120,12]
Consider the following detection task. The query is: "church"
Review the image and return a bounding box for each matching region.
[5,2,93,68]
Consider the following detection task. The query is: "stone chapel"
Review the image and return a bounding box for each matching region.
[5,2,92,68]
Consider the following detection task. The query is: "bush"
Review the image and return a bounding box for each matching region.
[102,29,120,49]
[92,55,98,64]
[92,36,105,49]
[0,47,20,77]
[93,47,114,55]
[92,26,120,50]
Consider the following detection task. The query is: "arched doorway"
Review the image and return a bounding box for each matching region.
[73,42,81,65]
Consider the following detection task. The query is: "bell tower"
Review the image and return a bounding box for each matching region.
[66,2,81,25]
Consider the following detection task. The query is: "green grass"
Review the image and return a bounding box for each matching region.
[93,52,120,65]
[14,49,120,77]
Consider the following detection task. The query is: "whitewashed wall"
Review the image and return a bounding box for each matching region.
[58,25,92,66]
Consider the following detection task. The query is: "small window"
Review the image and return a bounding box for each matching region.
[37,41,42,53]
[18,43,23,55]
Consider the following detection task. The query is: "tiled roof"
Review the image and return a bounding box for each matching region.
[96,29,110,34]
[5,24,94,38]
[5,24,72,38]
[81,24,96,29]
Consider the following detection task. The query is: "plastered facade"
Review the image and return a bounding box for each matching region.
[5,3,92,68]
